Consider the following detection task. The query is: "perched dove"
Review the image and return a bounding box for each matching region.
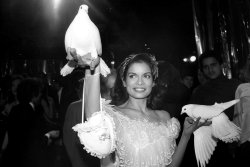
[60,4,110,77]
[181,99,241,167]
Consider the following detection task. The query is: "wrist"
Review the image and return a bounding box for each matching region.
[85,64,100,77]
[181,133,191,141]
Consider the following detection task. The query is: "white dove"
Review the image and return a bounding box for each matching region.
[181,99,241,167]
[60,4,110,77]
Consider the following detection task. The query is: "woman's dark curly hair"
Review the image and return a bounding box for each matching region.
[111,53,158,106]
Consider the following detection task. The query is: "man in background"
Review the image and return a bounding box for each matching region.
[186,50,241,167]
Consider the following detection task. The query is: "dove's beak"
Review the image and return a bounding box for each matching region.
[180,106,185,115]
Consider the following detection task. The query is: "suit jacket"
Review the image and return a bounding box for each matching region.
[186,76,241,167]
[63,100,100,167]
[59,87,79,128]
[3,103,49,167]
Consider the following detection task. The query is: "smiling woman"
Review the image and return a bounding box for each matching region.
[123,62,154,99]
[111,53,158,105]
[70,51,209,167]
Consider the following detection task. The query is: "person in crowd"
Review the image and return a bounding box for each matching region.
[100,70,117,101]
[1,77,50,167]
[233,55,250,167]
[38,73,59,129]
[0,75,23,159]
[48,73,63,114]
[150,61,190,122]
[197,68,208,85]
[190,50,241,120]
[53,70,85,167]
[181,69,194,90]
[64,77,96,167]
[188,50,242,167]
[70,49,210,167]
[182,75,194,89]
[192,68,208,94]
[58,71,82,128]
[150,84,168,111]
[1,75,23,117]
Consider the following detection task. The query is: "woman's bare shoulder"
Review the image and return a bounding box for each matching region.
[113,105,123,112]
[155,110,171,122]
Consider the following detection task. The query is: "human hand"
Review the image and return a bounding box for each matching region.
[44,130,60,145]
[69,48,100,70]
[45,130,60,139]
[182,117,211,138]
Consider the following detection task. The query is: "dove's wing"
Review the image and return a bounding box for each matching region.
[194,126,217,167]
[65,10,84,55]
[214,99,240,110]
[65,21,75,60]
[212,113,241,142]
[91,23,102,56]
[60,62,75,77]
[70,15,92,56]
[99,58,111,77]
[191,105,222,120]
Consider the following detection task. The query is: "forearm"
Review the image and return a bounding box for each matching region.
[168,134,191,167]
[84,65,101,119]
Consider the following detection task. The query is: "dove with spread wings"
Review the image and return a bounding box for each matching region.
[181,99,241,167]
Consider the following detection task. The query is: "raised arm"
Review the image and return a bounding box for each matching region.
[84,64,101,118]
[69,48,101,119]
[70,49,116,159]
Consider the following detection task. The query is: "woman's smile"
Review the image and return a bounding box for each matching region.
[133,87,146,92]
[123,62,154,99]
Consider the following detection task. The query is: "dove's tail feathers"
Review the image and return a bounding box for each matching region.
[212,113,241,142]
[217,99,240,110]
[100,58,111,77]
[194,126,217,167]
[60,63,75,77]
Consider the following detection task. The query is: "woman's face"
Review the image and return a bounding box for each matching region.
[123,62,154,99]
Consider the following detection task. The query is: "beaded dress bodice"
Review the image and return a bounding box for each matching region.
[109,110,180,167]
[72,99,180,167]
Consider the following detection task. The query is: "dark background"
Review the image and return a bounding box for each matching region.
[0,0,196,70]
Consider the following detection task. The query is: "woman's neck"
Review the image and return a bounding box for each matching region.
[123,98,149,114]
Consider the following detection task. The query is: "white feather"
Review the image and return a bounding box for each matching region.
[181,99,241,167]
[60,63,75,77]
[194,126,217,167]
[181,99,240,121]
[212,113,241,142]
[99,58,111,77]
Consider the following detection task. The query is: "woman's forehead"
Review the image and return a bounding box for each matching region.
[127,62,151,73]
